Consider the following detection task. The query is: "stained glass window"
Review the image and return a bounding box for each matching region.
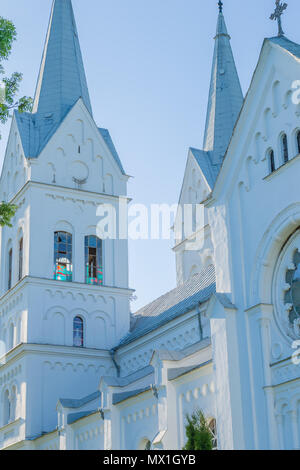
[18,237,23,281]
[291,258,300,317]
[269,149,275,173]
[8,248,13,290]
[85,236,103,285]
[282,134,289,163]
[54,232,72,282]
[73,316,84,347]
[285,249,300,325]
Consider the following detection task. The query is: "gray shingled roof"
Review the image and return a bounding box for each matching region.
[59,391,100,409]
[14,0,125,175]
[98,128,125,174]
[67,410,98,425]
[202,9,243,166]
[190,148,219,190]
[152,338,211,362]
[33,0,92,120]
[214,293,237,309]
[167,360,213,381]
[116,265,216,348]
[101,365,154,388]
[16,0,92,160]
[268,36,300,59]
[112,387,151,405]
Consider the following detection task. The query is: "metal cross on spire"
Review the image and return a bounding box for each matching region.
[218,1,223,13]
[270,0,288,37]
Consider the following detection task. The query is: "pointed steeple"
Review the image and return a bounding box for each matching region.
[32,0,92,121]
[203,3,243,165]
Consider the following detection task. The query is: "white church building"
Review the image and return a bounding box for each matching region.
[0,0,300,450]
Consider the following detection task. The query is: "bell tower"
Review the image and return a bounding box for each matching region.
[0,0,131,446]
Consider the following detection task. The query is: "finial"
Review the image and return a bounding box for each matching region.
[218,1,223,13]
[270,0,288,37]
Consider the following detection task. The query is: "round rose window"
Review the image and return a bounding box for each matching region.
[273,230,300,340]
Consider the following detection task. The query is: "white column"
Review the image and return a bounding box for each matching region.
[103,410,112,450]
[74,232,85,284]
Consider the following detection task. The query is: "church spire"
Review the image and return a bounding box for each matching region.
[203,2,243,165]
[32,0,92,120]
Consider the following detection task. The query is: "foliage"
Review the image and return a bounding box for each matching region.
[0,202,17,227]
[0,16,32,227]
[0,17,17,61]
[183,409,214,451]
[0,16,32,134]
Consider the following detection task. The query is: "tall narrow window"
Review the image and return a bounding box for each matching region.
[3,390,10,426]
[73,316,84,347]
[10,386,17,422]
[9,323,14,350]
[54,232,72,282]
[18,237,23,281]
[8,248,13,290]
[297,130,300,154]
[281,133,289,163]
[269,149,276,173]
[85,236,103,285]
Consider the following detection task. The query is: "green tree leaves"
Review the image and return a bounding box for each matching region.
[0,16,32,227]
[0,16,33,137]
[0,17,17,61]
[0,72,33,124]
[0,202,17,227]
[183,409,214,451]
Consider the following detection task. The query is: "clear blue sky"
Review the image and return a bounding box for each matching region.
[0,0,299,311]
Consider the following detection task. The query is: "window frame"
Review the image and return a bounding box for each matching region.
[8,247,13,290]
[281,133,289,164]
[296,130,300,155]
[3,389,11,426]
[84,235,104,286]
[268,149,276,173]
[73,316,84,348]
[54,231,73,282]
[18,236,23,281]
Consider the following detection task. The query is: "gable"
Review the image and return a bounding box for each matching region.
[0,115,28,202]
[206,36,300,306]
[28,99,127,195]
[178,149,212,209]
[15,98,125,177]
[211,36,300,201]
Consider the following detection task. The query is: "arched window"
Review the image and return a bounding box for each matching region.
[268,149,276,173]
[85,236,103,285]
[10,386,17,422]
[73,316,84,347]
[281,133,289,163]
[3,390,11,426]
[18,237,23,281]
[208,418,218,450]
[8,248,13,290]
[296,130,300,155]
[9,323,14,350]
[54,232,72,282]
